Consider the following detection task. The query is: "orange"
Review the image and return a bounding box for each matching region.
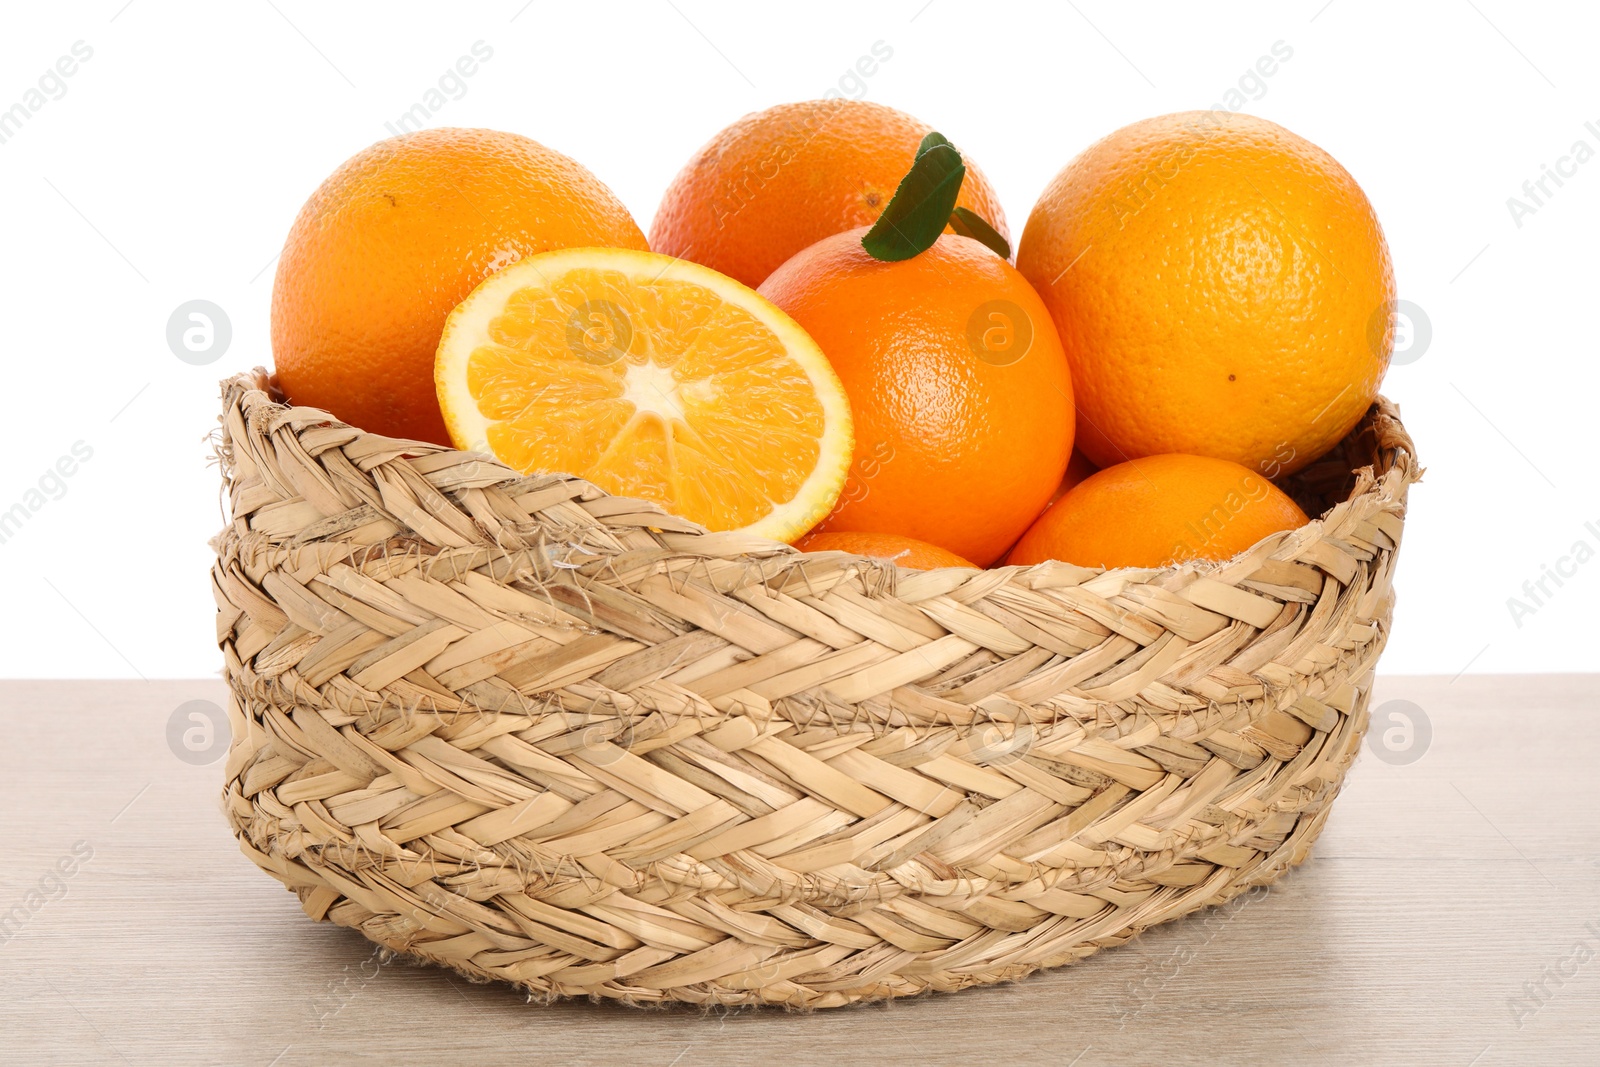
[796,531,976,571]
[273,128,648,444]
[1048,449,1100,508]
[434,246,853,542]
[1016,111,1394,476]
[1009,454,1310,570]
[650,100,1009,289]
[997,449,1099,566]
[759,229,1074,566]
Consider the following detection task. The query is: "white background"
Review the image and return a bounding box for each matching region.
[0,1,1594,679]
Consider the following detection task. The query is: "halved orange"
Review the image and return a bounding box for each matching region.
[435,247,854,542]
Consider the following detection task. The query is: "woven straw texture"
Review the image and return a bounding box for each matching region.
[212,368,1420,1009]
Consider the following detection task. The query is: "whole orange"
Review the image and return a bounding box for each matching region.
[650,100,1009,289]
[272,128,648,444]
[795,531,976,571]
[759,230,1074,566]
[1016,111,1394,476]
[1009,454,1309,570]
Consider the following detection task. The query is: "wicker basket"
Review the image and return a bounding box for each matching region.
[212,368,1420,1009]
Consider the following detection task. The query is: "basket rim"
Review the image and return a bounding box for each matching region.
[217,367,1420,584]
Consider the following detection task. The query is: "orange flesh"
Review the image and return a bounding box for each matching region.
[463,267,828,531]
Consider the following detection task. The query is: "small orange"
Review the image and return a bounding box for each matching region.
[759,229,1074,566]
[796,531,975,570]
[1017,111,1394,476]
[1009,454,1310,569]
[273,128,648,444]
[651,100,1009,289]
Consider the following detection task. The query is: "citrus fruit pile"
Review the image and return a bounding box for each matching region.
[270,103,1394,572]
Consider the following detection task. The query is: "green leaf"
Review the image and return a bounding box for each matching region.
[949,206,1012,259]
[915,131,952,157]
[861,143,966,261]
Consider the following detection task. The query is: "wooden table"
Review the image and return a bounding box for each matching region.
[2,675,1595,1065]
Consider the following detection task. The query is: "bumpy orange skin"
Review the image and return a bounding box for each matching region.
[760,230,1074,566]
[796,531,976,570]
[650,100,1010,290]
[1009,453,1310,570]
[1016,111,1394,476]
[272,128,648,444]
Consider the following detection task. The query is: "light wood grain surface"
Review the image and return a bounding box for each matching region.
[1,675,1596,1066]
